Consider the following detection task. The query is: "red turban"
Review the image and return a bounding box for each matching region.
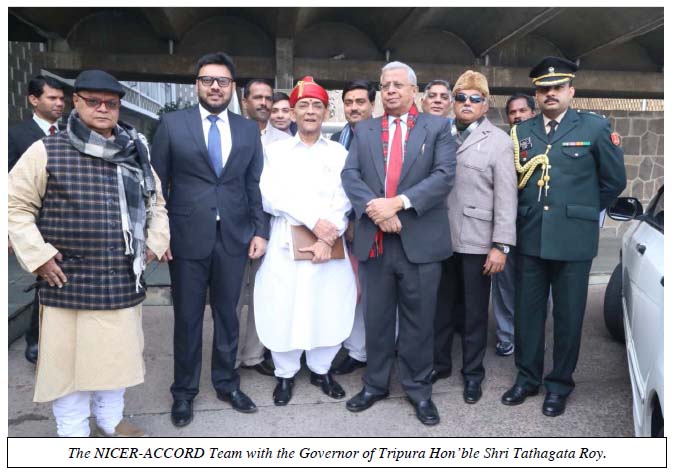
[289,76,329,107]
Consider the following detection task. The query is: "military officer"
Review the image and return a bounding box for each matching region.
[501,56,626,417]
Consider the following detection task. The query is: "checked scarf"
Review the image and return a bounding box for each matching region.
[67,110,157,291]
[370,103,419,258]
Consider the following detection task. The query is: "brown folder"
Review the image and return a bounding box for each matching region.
[291,225,345,260]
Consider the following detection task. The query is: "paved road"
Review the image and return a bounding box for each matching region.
[8,281,633,437]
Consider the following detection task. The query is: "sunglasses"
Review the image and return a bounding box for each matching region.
[75,93,120,110]
[197,76,233,88]
[454,93,485,104]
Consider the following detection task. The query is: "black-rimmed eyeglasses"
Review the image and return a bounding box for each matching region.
[197,76,233,88]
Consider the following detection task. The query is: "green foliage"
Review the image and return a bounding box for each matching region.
[147,100,193,143]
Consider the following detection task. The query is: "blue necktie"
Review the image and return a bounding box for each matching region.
[207,115,222,174]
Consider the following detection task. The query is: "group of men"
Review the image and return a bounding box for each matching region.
[8,50,626,436]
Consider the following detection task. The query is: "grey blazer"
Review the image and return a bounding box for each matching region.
[448,118,517,254]
[341,113,457,264]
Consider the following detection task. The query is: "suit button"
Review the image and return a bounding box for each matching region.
[544,206,549,211]
[109,269,116,275]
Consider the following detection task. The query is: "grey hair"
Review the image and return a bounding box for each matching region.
[423,79,451,94]
[381,61,417,85]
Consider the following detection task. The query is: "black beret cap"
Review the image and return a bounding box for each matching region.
[74,70,125,98]
[529,56,578,87]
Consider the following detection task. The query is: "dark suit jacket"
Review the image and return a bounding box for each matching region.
[8,118,45,171]
[341,113,457,264]
[514,109,626,261]
[151,106,269,260]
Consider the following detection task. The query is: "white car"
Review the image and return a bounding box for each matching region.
[604,186,664,437]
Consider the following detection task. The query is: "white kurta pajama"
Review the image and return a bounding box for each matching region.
[254,135,356,376]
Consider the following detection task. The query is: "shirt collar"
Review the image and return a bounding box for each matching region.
[199,104,230,125]
[544,109,567,126]
[291,132,329,148]
[32,114,58,134]
[388,112,409,126]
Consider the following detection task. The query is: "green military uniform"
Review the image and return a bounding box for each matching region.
[511,62,626,398]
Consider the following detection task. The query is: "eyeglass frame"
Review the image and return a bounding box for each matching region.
[74,93,121,110]
[197,76,234,88]
[454,93,486,104]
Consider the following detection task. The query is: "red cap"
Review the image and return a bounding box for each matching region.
[289,76,329,107]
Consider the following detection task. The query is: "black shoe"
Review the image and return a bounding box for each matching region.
[241,359,275,377]
[463,381,482,404]
[273,378,294,406]
[310,371,345,399]
[542,392,567,417]
[171,399,193,427]
[427,368,452,384]
[501,384,539,406]
[331,356,366,375]
[216,389,258,413]
[408,398,440,426]
[24,342,38,365]
[346,388,388,412]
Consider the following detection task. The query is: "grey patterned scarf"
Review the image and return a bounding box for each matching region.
[67,110,156,291]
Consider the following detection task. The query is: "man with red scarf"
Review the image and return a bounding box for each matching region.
[341,61,457,425]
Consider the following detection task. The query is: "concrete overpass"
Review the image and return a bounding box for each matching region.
[9,7,663,98]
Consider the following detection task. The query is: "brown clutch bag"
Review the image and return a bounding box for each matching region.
[291,225,345,260]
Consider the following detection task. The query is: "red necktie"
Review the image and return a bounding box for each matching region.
[386,118,403,197]
[371,118,404,258]
[48,125,57,135]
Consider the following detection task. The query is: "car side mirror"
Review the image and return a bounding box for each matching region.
[607,197,644,221]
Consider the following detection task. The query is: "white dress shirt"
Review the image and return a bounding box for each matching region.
[543,110,568,135]
[199,104,232,169]
[386,113,412,209]
[32,114,58,136]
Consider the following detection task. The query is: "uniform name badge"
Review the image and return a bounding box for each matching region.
[519,137,533,151]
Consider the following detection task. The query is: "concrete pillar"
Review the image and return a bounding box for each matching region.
[275,37,293,89]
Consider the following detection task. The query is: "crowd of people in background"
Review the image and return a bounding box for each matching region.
[8,50,626,437]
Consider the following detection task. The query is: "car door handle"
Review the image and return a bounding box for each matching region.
[636,243,646,255]
[661,277,664,287]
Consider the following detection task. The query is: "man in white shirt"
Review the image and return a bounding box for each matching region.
[8,75,66,365]
[254,77,357,406]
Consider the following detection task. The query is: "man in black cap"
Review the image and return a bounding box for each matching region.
[8,69,170,437]
[501,57,626,416]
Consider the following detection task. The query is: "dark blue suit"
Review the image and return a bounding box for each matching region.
[152,106,269,400]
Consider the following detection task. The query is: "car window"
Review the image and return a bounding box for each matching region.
[646,188,664,231]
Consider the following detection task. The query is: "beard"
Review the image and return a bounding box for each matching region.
[198,96,230,114]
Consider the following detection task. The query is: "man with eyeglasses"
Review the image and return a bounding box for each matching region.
[502,56,626,417]
[421,79,454,126]
[8,75,66,366]
[329,79,376,377]
[341,61,456,425]
[8,69,170,437]
[430,70,517,406]
[152,52,269,427]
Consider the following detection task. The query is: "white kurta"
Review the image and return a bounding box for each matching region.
[254,135,357,352]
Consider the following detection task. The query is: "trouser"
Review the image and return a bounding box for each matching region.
[434,253,491,383]
[272,345,342,379]
[360,234,441,402]
[170,228,248,400]
[235,258,265,367]
[491,249,516,344]
[52,388,125,437]
[514,254,592,396]
[343,301,366,362]
[25,287,40,346]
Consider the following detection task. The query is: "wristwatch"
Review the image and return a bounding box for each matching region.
[493,243,510,254]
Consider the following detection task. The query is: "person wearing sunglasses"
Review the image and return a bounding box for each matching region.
[152,52,269,428]
[8,69,170,437]
[502,56,626,417]
[431,70,517,406]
